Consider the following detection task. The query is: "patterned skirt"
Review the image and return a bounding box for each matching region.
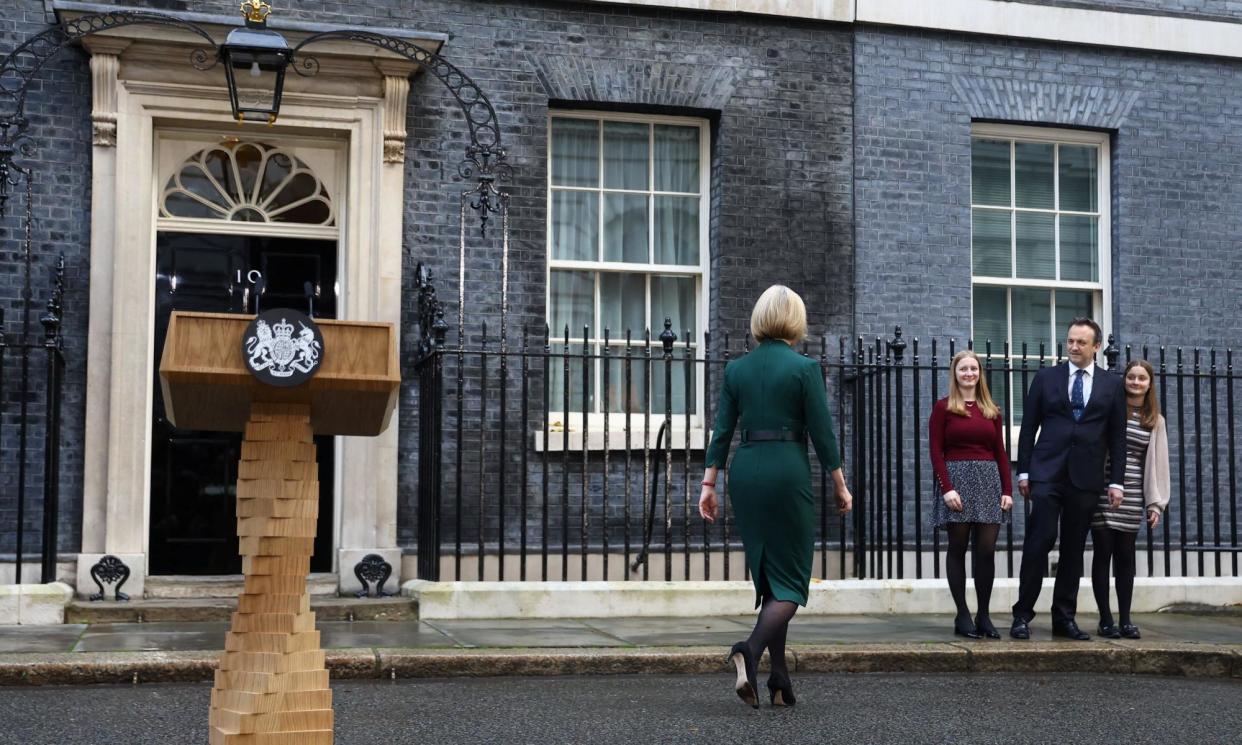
[1091,485,1146,532]
[931,460,1009,529]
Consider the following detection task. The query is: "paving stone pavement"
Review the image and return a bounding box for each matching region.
[0,612,1240,653]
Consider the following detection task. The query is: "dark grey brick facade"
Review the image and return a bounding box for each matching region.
[1,0,1239,565]
[852,26,1242,348]
[383,1,855,551]
[0,0,855,557]
[0,1,91,557]
[853,24,1242,559]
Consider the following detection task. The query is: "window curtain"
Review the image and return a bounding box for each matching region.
[552,119,600,261]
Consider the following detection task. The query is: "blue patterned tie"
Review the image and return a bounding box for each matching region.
[1071,368,1086,422]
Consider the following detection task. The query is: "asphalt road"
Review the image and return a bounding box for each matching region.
[1,673,1238,744]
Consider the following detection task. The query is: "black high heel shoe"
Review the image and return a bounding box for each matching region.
[1120,623,1141,639]
[727,642,759,709]
[975,614,1001,639]
[1097,621,1122,639]
[954,615,981,639]
[767,673,796,707]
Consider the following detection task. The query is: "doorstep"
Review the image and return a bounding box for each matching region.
[143,573,339,599]
[65,595,416,624]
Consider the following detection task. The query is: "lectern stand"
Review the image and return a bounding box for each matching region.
[159,311,399,745]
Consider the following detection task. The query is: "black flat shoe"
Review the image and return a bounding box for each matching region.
[1097,621,1122,639]
[767,674,796,707]
[954,616,981,639]
[1052,620,1091,641]
[975,615,1001,639]
[727,642,759,709]
[1120,623,1141,639]
[1010,617,1030,640]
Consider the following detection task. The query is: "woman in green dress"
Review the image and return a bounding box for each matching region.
[698,285,853,709]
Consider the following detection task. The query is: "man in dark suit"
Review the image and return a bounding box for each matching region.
[1012,318,1127,640]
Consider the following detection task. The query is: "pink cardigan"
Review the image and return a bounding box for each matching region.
[1143,415,1171,513]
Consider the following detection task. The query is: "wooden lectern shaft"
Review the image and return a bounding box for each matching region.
[208,403,333,745]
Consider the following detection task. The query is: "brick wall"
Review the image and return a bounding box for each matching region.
[0,0,855,556]
[0,1,91,557]
[853,26,1242,348]
[853,25,1242,554]
[6,0,1239,564]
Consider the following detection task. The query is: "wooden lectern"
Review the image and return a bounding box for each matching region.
[159,311,399,745]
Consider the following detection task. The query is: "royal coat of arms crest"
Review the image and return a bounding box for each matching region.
[241,308,324,387]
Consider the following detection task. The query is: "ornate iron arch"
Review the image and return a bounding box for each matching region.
[287,29,512,235]
[288,29,514,347]
[0,7,519,590]
[0,7,517,359]
[0,11,220,213]
[0,10,512,226]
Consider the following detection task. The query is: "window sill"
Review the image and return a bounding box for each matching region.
[534,427,706,452]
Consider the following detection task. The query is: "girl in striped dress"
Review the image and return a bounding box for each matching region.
[1090,360,1171,639]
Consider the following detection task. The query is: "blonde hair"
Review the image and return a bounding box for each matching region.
[946,350,1000,419]
[1124,359,1160,430]
[750,285,807,343]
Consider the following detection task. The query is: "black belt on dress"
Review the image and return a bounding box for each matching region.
[741,429,805,443]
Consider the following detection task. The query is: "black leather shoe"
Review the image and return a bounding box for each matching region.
[1120,623,1141,639]
[954,615,981,639]
[767,673,796,707]
[1097,621,1122,639]
[727,642,760,709]
[975,615,1001,639]
[1010,617,1030,640]
[1052,620,1091,641]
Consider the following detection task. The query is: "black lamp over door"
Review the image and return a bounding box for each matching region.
[219,1,292,124]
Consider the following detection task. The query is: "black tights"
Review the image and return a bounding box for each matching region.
[946,523,1000,622]
[1092,527,1137,626]
[746,593,798,679]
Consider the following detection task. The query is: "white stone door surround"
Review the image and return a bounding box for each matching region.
[68,12,441,597]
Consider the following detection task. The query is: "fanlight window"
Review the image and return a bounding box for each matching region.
[161,141,334,226]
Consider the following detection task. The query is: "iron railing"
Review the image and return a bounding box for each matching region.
[414,314,851,582]
[413,290,1239,582]
[1,257,67,585]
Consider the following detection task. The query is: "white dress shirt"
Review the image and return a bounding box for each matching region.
[1018,361,1122,491]
[1067,361,1095,406]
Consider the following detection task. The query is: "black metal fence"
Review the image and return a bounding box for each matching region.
[414,316,846,583]
[846,329,1239,582]
[1,256,67,585]
[413,290,1239,583]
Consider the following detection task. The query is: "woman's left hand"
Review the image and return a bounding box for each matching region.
[1147,508,1161,528]
[1000,494,1013,512]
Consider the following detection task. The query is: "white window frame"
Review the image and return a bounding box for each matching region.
[970,123,1111,438]
[155,130,344,241]
[544,110,711,449]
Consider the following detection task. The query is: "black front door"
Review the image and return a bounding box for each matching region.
[150,233,337,575]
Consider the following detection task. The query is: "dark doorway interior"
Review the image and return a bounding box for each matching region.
[149,233,338,575]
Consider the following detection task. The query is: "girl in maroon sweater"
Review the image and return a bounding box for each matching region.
[929,350,1013,639]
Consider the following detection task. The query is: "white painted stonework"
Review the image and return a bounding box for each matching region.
[585,0,1242,61]
[0,583,74,625]
[403,577,1242,620]
[582,0,854,22]
[64,10,442,597]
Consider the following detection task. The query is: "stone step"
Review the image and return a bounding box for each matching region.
[144,573,339,599]
[65,596,416,624]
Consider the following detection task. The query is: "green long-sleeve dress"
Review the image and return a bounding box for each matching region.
[704,339,841,607]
